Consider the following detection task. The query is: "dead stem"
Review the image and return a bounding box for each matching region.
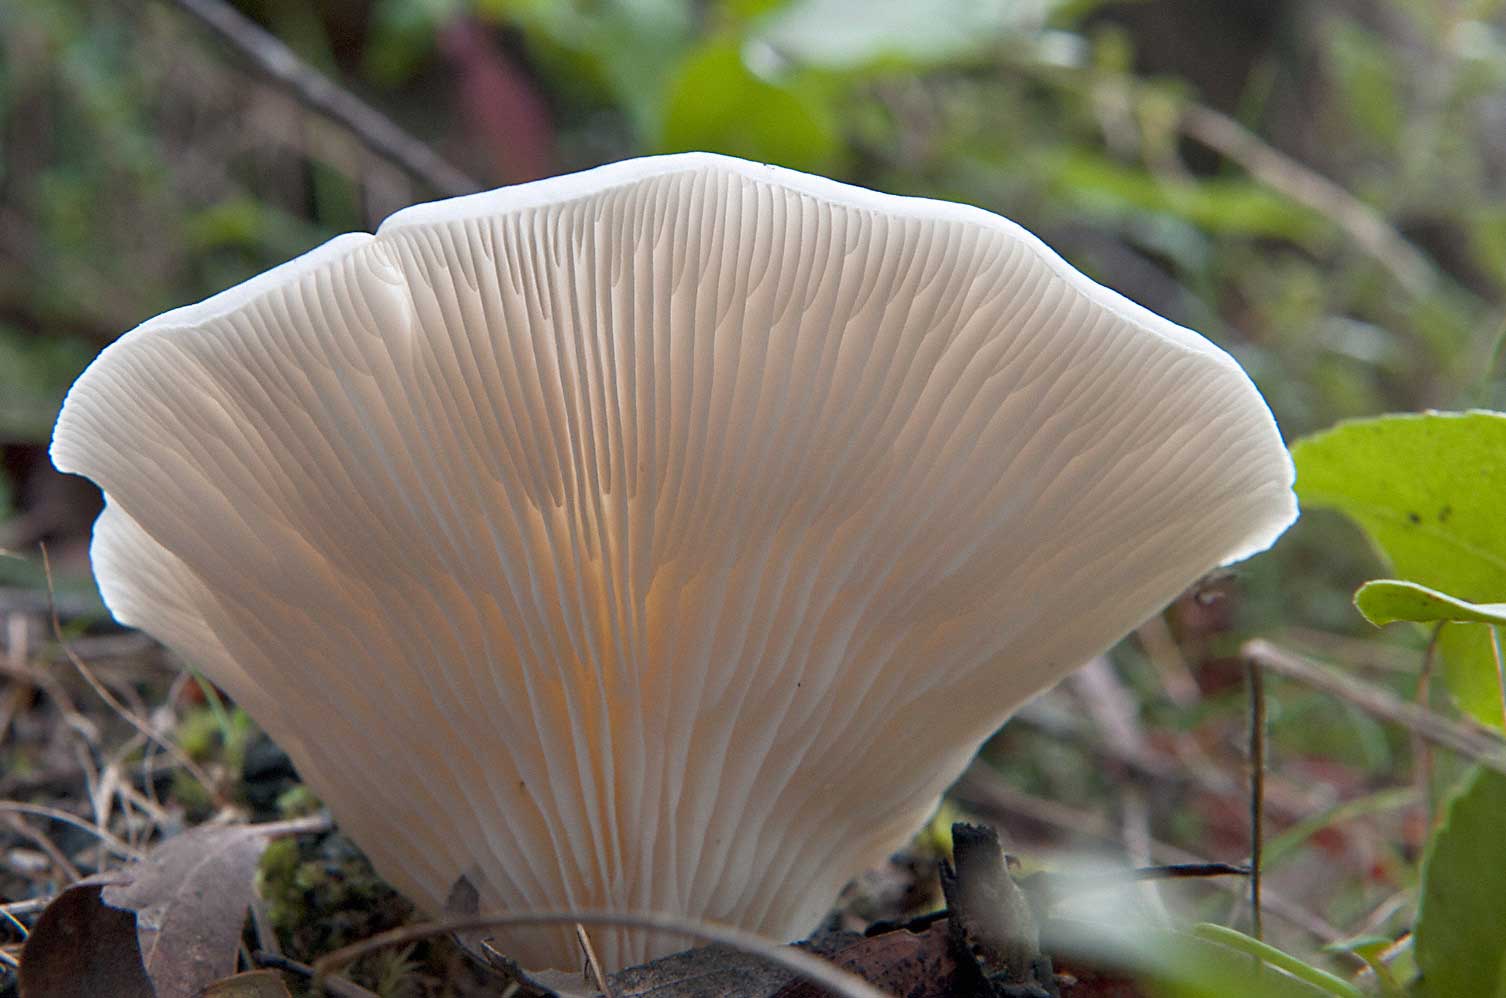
[1242,639,1506,773]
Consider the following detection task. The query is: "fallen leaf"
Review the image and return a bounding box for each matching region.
[17,881,154,998]
[102,823,277,997]
[18,822,295,998]
[200,969,296,997]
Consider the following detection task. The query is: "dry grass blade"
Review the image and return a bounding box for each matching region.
[313,910,895,998]
[1246,657,1266,941]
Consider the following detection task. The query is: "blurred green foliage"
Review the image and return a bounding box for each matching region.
[8,0,1506,577]
[7,0,1506,458]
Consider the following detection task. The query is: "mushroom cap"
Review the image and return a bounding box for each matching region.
[52,153,1296,971]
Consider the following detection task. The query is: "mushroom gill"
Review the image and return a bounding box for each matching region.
[52,153,1297,971]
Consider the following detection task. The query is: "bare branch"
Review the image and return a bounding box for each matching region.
[1179,105,1433,295]
[1242,639,1506,774]
[170,0,481,198]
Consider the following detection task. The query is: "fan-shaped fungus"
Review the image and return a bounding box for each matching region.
[52,153,1296,971]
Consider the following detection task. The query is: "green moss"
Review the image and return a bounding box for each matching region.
[169,768,213,821]
[256,831,415,962]
[173,706,222,762]
[275,784,322,818]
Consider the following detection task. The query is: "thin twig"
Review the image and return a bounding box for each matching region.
[0,614,31,746]
[0,899,50,918]
[1178,104,1433,294]
[1135,615,1201,706]
[953,763,1350,944]
[314,911,892,998]
[1415,624,1444,823]
[3,813,81,883]
[1129,863,1249,881]
[1246,656,1266,942]
[253,951,381,998]
[39,546,223,803]
[0,802,141,861]
[249,813,335,839]
[1012,57,1435,294]
[1490,626,1506,730]
[1036,863,1250,895]
[1281,626,1425,675]
[576,923,617,998]
[1242,640,1506,774]
[171,0,479,197]
[250,895,280,956]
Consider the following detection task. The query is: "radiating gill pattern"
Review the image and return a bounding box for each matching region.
[53,156,1295,970]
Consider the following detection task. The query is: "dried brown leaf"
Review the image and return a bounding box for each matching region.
[100,823,275,997]
[17,881,154,998]
[18,819,325,998]
[199,969,296,998]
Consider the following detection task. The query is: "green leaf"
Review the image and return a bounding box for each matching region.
[1325,934,1410,995]
[1357,579,1506,627]
[1414,767,1506,998]
[1291,411,1506,728]
[1046,917,1359,998]
[1189,924,1362,997]
[1041,151,1326,243]
[659,38,841,174]
[751,0,1038,69]
[1260,786,1419,870]
[479,0,693,140]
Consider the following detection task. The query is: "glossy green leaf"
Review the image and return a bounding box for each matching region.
[1414,767,1506,998]
[1357,579,1506,628]
[1292,411,1506,728]
[659,39,840,173]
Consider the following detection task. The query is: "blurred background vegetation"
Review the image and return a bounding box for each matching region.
[4,0,1506,991]
[8,0,1506,613]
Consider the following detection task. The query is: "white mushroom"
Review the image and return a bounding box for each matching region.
[52,153,1297,971]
